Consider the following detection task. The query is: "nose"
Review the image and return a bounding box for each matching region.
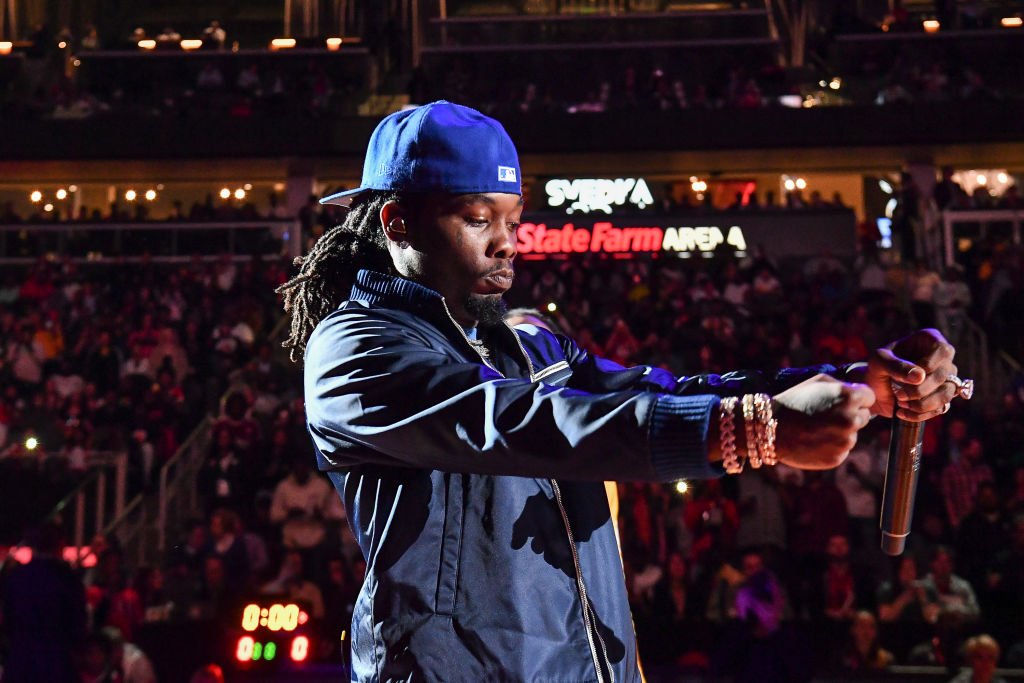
[489,224,518,261]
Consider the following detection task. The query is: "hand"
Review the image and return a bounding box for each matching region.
[863,329,957,421]
[772,374,875,470]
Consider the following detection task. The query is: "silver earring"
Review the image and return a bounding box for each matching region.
[399,240,410,249]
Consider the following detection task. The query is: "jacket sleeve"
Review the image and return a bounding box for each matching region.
[543,330,865,478]
[303,311,718,482]
[556,330,863,398]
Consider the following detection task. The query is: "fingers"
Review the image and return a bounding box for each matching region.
[897,379,958,415]
[913,329,956,373]
[895,362,958,402]
[873,347,926,385]
[843,382,877,411]
[896,404,949,422]
[882,330,957,399]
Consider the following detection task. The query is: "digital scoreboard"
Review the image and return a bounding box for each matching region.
[232,602,313,665]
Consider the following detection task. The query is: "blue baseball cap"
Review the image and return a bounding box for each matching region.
[320,100,521,206]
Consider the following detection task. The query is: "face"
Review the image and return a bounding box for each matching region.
[932,551,952,579]
[668,553,686,579]
[852,613,877,643]
[899,556,918,583]
[827,535,850,560]
[741,553,764,577]
[391,193,523,327]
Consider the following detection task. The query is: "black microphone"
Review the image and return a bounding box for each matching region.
[879,418,925,556]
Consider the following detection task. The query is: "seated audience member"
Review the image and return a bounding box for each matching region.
[77,631,120,683]
[877,554,927,622]
[712,557,810,683]
[841,611,894,671]
[909,611,969,668]
[919,546,981,622]
[822,534,859,621]
[205,508,249,583]
[949,634,1006,683]
[260,549,325,619]
[187,555,236,620]
[270,456,342,551]
[942,437,994,530]
[101,626,157,683]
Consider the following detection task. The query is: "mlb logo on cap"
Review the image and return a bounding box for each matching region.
[320,101,522,206]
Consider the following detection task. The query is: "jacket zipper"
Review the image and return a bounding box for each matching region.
[439,299,611,681]
[551,478,614,683]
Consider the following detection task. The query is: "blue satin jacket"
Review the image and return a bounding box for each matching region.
[304,269,846,683]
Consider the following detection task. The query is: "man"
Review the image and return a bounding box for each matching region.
[279,101,960,682]
[942,436,994,529]
[918,546,981,622]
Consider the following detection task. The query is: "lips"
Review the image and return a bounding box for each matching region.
[481,268,514,291]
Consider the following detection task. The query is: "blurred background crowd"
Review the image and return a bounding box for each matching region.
[1,0,1023,680]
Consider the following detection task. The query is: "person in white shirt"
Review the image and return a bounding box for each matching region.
[103,627,157,683]
[909,260,941,328]
[934,266,972,345]
[270,457,343,550]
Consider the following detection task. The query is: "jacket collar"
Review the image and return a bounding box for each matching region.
[349,269,447,316]
[349,269,534,377]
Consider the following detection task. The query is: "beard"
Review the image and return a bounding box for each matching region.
[464,294,508,327]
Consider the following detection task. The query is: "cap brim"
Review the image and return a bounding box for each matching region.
[319,187,367,207]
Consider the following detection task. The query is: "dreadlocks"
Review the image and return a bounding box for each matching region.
[277,191,399,362]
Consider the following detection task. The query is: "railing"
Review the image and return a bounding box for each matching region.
[157,416,213,556]
[4,451,128,568]
[0,219,302,263]
[155,312,294,557]
[942,209,1022,267]
[957,316,1022,406]
[958,317,993,403]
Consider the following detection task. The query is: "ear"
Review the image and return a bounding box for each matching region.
[379,201,408,244]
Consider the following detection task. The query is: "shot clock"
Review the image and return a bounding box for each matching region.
[232,601,314,665]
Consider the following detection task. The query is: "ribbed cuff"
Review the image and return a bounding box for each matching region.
[649,394,723,481]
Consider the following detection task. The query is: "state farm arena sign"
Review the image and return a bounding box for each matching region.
[517,211,857,259]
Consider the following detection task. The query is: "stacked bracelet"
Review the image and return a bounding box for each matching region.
[718,396,743,474]
[718,392,778,473]
[752,393,779,466]
[741,394,762,468]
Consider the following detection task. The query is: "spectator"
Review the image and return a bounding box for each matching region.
[270,456,341,551]
[934,166,966,210]
[919,546,981,622]
[77,630,120,683]
[202,20,226,49]
[196,63,224,90]
[205,508,249,584]
[955,483,1006,602]
[822,534,859,621]
[187,555,235,620]
[736,467,786,554]
[260,549,325,619]
[841,611,894,671]
[834,425,885,550]
[941,437,994,530]
[102,626,157,683]
[934,265,972,345]
[949,634,1006,683]
[877,554,927,622]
